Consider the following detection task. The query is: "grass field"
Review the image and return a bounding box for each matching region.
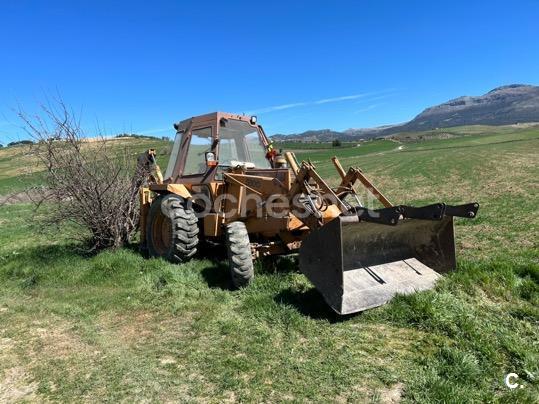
[274,141,359,150]
[0,126,538,402]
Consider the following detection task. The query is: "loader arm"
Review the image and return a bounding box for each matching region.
[287,160,349,230]
[332,157,392,208]
[286,157,398,230]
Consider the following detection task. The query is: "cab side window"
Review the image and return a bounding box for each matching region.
[183,127,212,175]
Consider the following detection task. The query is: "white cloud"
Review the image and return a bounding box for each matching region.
[354,103,384,114]
[247,89,397,115]
[314,94,370,104]
[247,102,308,114]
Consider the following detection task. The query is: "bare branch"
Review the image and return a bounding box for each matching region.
[18,99,146,251]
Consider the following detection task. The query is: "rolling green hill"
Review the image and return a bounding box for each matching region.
[0,137,172,197]
[0,127,538,402]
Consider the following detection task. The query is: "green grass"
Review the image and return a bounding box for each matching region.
[0,127,538,402]
[393,123,539,140]
[275,141,359,150]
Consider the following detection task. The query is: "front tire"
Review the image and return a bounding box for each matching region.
[225,221,254,288]
[146,194,199,262]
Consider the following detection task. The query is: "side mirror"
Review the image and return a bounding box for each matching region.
[205,152,218,167]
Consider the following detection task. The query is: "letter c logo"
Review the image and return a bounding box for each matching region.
[505,373,519,389]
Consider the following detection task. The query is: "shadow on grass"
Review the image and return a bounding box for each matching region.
[201,260,234,291]
[274,287,356,323]
[0,243,89,288]
[1,243,88,266]
[124,241,147,257]
[257,255,299,275]
[199,250,299,290]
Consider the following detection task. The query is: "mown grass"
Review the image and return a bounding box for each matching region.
[275,141,359,150]
[1,127,538,402]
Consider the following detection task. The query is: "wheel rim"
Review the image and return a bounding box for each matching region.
[151,209,172,255]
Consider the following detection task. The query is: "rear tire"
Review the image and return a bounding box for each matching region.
[146,194,199,263]
[225,221,254,288]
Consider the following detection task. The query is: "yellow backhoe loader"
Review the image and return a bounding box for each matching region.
[138,112,479,314]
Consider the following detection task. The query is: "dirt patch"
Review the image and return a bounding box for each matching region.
[0,189,45,206]
[30,324,91,358]
[0,366,39,402]
[159,357,177,365]
[0,317,103,402]
[0,334,39,403]
[340,381,403,403]
[379,382,403,403]
[98,311,157,346]
[97,310,196,348]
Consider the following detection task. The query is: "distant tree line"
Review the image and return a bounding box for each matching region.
[5,140,35,147]
[0,135,171,149]
[115,133,171,141]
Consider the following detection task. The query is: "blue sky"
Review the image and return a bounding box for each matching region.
[1,0,538,143]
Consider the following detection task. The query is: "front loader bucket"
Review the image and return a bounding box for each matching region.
[299,215,456,314]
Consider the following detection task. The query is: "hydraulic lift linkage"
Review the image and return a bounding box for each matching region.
[286,154,480,228]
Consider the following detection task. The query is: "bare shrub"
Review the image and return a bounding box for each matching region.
[18,100,147,251]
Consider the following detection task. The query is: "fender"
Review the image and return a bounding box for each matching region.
[149,183,192,199]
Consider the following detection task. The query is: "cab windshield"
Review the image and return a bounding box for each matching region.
[164,118,271,180]
[218,119,270,169]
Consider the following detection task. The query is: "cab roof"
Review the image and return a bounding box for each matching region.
[174,112,257,133]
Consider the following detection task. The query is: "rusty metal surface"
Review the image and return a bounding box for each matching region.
[298,215,456,314]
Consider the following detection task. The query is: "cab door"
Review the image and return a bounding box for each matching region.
[166,124,217,185]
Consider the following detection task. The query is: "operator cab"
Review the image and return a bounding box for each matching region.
[164,112,272,183]
[215,118,271,171]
